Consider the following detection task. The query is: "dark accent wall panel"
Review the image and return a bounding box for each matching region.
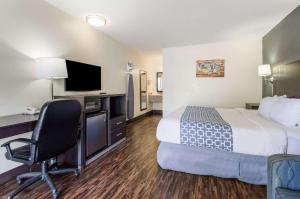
[272,61,300,98]
[263,6,300,97]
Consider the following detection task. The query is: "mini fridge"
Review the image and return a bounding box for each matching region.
[85,111,107,158]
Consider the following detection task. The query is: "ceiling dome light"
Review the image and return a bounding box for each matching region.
[86,15,106,27]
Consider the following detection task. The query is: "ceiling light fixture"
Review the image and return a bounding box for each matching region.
[86,15,106,27]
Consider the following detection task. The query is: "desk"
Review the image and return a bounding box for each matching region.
[0,114,38,184]
[0,93,126,184]
[0,114,38,139]
[0,113,81,167]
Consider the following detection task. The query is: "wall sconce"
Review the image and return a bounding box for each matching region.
[258,64,274,84]
[258,64,275,96]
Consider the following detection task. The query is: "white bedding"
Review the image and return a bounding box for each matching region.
[156,107,300,156]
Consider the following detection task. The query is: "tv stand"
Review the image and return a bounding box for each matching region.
[55,94,126,168]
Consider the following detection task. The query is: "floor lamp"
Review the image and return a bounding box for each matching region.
[36,58,68,100]
[36,58,68,166]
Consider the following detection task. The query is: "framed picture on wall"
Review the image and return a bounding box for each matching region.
[196,59,225,77]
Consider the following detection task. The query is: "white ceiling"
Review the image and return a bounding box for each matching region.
[45,0,299,55]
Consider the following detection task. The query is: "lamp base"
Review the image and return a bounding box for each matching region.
[50,79,54,100]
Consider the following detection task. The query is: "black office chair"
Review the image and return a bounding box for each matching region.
[1,100,82,199]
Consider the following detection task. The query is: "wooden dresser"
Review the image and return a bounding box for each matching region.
[55,94,126,166]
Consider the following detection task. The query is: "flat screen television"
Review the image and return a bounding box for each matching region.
[65,60,101,91]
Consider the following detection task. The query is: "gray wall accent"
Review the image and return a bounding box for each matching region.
[263,6,300,65]
[262,6,300,97]
[271,61,300,98]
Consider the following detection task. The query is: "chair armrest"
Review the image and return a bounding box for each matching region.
[1,138,37,147]
[268,154,300,199]
[1,138,37,160]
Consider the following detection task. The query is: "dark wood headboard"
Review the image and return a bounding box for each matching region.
[264,61,300,98]
[262,6,300,98]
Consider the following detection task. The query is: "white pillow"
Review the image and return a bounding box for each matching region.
[258,97,278,119]
[269,98,300,127]
[273,95,287,99]
[258,95,287,119]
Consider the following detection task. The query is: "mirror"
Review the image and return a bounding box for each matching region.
[157,72,163,92]
[140,70,147,111]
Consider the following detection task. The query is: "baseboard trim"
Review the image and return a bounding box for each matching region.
[126,110,162,124]
[152,110,163,115]
[126,111,152,124]
[0,165,30,185]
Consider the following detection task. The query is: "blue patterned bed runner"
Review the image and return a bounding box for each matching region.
[180,106,233,152]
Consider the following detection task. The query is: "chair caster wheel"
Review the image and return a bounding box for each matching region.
[53,191,60,199]
[74,169,80,177]
[17,179,22,185]
[52,166,59,171]
[16,177,22,185]
[49,163,59,171]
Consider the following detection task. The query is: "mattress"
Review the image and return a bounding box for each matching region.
[156,107,300,156]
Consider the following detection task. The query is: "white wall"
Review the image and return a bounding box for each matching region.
[163,39,262,116]
[0,0,157,174]
[142,55,163,94]
[126,55,163,117]
[0,0,147,117]
[141,55,163,111]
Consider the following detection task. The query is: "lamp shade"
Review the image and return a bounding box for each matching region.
[258,64,271,77]
[36,58,68,79]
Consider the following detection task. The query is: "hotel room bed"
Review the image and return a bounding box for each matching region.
[156,107,300,185]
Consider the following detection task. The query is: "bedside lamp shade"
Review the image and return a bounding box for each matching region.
[36,58,68,79]
[258,64,271,77]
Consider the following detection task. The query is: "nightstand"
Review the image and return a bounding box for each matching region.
[245,103,260,110]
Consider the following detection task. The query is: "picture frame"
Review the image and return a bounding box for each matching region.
[196,59,225,77]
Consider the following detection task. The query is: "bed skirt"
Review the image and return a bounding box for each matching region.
[157,142,267,185]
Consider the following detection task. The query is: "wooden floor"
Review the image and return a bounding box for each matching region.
[0,115,266,199]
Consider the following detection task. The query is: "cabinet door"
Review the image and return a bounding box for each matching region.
[86,113,107,157]
[111,127,126,144]
[111,116,126,130]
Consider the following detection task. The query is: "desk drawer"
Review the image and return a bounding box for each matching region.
[110,116,126,130]
[111,127,126,144]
